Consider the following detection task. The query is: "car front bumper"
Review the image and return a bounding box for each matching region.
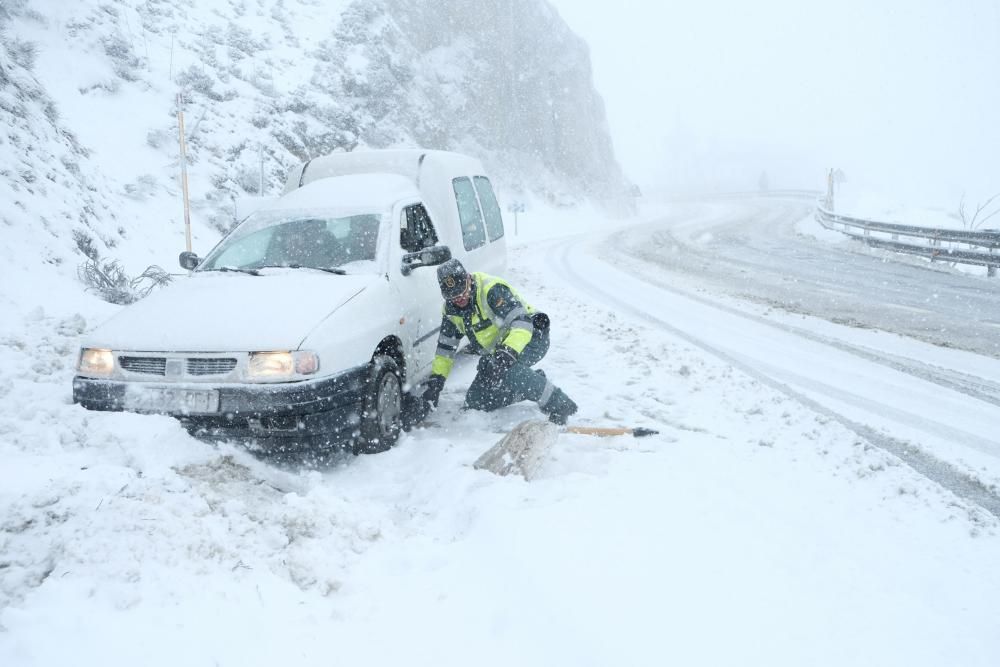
[72,365,369,448]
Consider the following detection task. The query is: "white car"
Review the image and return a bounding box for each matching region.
[73,150,507,455]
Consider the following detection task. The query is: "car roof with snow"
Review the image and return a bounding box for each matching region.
[262,172,420,212]
[282,149,483,192]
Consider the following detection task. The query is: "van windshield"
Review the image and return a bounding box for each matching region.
[199,211,382,274]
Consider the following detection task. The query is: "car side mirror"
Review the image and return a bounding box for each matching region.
[401,244,452,276]
[179,251,201,270]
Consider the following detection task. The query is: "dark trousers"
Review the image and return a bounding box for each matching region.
[464,330,550,412]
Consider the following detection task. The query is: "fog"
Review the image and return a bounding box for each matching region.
[548,0,1000,208]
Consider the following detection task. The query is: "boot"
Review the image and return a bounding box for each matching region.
[540,387,577,425]
[400,393,431,431]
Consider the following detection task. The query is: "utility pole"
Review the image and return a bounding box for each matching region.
[176,92,192,252]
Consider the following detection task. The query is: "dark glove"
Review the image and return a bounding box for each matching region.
[478,346,518,387]
[423,374,445,407]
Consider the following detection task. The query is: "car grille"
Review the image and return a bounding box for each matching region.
[187,358,238,376]
[119,356,166,375]
[118,356,238,377]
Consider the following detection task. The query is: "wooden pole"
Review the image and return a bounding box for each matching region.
[177,93,192,253]
[563,425,659,438]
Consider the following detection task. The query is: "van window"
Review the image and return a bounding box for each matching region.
[199,212,381,273]
[400,204,439,253]
[329,214,380,264]
[474,176,504,242]
[453,177,487,251]
[207,229,271,268]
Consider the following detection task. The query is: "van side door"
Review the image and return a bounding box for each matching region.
[391,201,443,381]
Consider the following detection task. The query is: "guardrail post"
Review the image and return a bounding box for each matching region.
[989,265,997,278]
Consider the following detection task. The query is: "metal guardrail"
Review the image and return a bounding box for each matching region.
[815,205,1000,276]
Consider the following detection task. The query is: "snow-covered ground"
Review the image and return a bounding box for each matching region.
[2,199,999,666]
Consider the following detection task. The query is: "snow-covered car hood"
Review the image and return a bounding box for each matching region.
[85,270,375,351]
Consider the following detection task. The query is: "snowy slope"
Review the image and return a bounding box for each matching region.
[1,202,998,666]
[0,0,627,340]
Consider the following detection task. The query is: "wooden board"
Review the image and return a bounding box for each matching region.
[473,420,559,480]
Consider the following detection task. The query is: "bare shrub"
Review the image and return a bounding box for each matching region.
[123,174,158,200]
[72,229,100,260]
[101,33,141,82]
[958,193,1000,230]
[146,128,171,149]
[79,79,121,95]
[176,65,223,101]
[77,258,172,305]
[206,210,237,235]
[235,165,260,194]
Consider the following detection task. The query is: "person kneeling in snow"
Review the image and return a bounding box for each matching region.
[420,258,578,425]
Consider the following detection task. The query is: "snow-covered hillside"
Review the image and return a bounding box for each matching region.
[0,0,626,322]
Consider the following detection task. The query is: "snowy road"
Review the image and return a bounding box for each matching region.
[626,200,1000,357]
[539,201,1000,513]
[2,201,1000,666]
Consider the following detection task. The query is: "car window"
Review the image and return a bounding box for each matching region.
[207,228,272,269]
[400,203,439,253]
[199,213,381,272]
[474,176,505,242]
[453,177,487,251]
[329,214,381,264]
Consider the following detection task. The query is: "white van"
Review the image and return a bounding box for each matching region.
[73,149,508,454]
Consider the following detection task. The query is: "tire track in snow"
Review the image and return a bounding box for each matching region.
[627,201,1000,358]
[547,237,1000,519]
[601,231,1000,410]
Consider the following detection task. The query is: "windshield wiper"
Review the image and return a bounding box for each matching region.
[213,266,261,276]
[306,266,347,275]
[261,263,347,275]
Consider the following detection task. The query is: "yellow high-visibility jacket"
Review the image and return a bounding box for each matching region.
[431,272,535,378]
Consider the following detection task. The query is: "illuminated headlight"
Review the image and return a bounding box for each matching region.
[248,351,320,379]
[78,348,114,376]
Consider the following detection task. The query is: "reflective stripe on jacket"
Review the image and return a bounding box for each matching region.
[431,272,535,378]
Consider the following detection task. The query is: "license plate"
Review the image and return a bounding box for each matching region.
[124,385,220,414]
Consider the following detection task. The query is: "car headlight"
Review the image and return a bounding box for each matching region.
[78,348,114,376]
[248,351,320,379]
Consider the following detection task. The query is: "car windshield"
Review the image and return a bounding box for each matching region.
[199,211,382,273]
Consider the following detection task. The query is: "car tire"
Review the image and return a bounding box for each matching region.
[354,355,403,455]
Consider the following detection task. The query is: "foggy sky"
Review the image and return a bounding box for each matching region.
[548,0,1000,207]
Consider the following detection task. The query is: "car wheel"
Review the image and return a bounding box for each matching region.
[354,355,402,455]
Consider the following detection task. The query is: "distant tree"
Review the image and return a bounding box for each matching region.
[957,192,1000,230]
[758,170,769,193]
